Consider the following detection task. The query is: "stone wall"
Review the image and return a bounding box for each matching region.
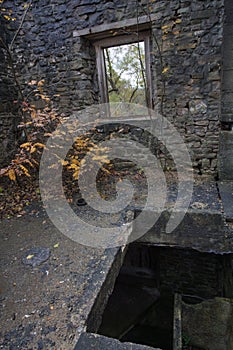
[2,0,225,176]
[150,0,223,176]
[158,247,224,298]
[221,0,233,123]
[219,0,233,179]
[123,244,229,299]
[0,114,20,166]
[0,16,19,166]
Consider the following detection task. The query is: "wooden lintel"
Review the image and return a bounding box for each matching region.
[73,14,158,40]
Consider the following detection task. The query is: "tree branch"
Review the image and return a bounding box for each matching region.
[9,0,32,51]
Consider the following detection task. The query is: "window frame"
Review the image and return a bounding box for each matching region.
[94,30,153,109]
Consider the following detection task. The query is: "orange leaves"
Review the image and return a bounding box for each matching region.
[67,158,81,180]
[2,140,45,181]
[37,79,45,87]
[2,159,31,182]
[20,142,45,153]
[30,108,37,119]
[70,158,80,166]
[0,72,107,186]
[0,77,61,183]
[19,165,30,177]
[8,169,16,181]
[24,159,35,168]
[69,163,80,170]
[20,142,31,149]
[30,146,36,154]
[33,143,45,149]
[36,80,50,102]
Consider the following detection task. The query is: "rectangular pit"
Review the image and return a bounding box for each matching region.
[93,243,233,350]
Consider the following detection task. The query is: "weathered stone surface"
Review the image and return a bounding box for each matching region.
[182,297,233,350]
[221,0,233,122]
[0,214,127,349]
[219,131,233,180]
[134,180,233,253]
[22,247,51,267]
[74,333,161,349]
[218,181,233,221]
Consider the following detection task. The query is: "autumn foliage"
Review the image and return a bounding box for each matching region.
[0,77,109,185]
[0,78,61,181]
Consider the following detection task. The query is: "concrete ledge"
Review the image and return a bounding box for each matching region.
[74,333,161,349]
[135,209,229,253]
[133,181,230,253]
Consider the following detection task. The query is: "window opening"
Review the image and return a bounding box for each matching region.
[94,31,152,109]
[104,42,147,105]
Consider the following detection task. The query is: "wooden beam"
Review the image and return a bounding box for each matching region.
[73,14,159,40]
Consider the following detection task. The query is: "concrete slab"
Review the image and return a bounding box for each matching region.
[0,215,126,349]
[134,181,232,254]
[74,332,161,349]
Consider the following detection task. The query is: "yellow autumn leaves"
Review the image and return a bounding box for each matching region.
[8,169,16,181]
[20,142,45,154]
[0,1,16,21]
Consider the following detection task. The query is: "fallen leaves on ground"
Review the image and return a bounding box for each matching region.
[0,164,148,220]
[0,176,40,219]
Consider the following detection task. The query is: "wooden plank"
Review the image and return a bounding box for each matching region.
[95,44,109,103]
[144,34,153,109]
[94,31,150,48]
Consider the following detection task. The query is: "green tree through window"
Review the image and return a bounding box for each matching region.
[104,42,146,105]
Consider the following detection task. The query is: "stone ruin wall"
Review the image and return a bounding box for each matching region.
[0,16,19,166]
[1,0,226,177]
[123,244,233,300]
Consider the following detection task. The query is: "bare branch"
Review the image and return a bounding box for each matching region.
[10,0,32,51]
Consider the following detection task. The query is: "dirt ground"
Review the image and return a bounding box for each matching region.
[0,167,149,349]
[0,204,121,350]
